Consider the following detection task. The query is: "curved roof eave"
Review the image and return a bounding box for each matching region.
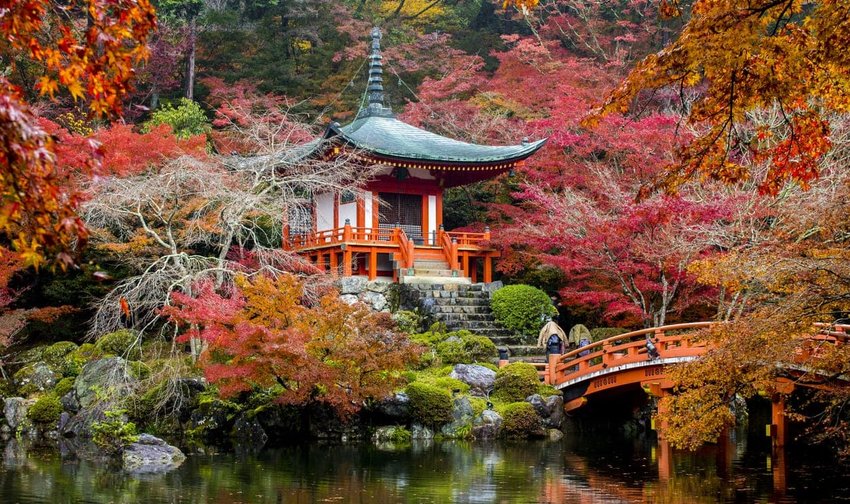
[326,117,547,165]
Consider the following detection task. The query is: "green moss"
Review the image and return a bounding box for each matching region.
[469,397,487,416]
[493,362,541,403]
[62,343,104,377]
[405,381,453,427]
[387,426,412,444]
[501,402,543,439]
[128,361,151,380]
[92,409,138,454]
[27,394,63,424]
[490,284,557,339]
[54,377,75,398]
[433,377,470,394]
[537,384,559,397]
[95,329,141,360]
[42,341,78,368]
[392,310,424,334]
[14,363,58,396]
[435,331,497,365]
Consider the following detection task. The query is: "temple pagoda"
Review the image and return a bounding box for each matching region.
[284,27,545,283]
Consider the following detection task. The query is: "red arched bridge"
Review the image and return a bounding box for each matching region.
[500,321,850,446]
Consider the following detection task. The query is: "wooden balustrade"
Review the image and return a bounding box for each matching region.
[396,229,415,269]
[438,228,459,270]
[447,228,491,247]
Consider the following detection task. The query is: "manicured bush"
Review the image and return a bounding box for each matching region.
[590,327,630,342]
[493,362,541,403]
[435,330,497,364]
[405,381,453,427]
[433,376,470,394]
[490,284,557,338]
[53,377,76,398]
[501,402,543,438]
[27,394,63,424]
[95,329,141,360]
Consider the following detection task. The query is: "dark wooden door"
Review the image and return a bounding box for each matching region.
[378,192,423,243]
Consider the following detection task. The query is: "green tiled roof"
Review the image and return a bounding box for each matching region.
[330,115,545,164]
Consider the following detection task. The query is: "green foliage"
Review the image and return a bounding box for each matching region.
[492,362,540,403]
[128,361,151,380]
[469,397,487,416]
[405,381,453,427]
[387,426,412,444]
[92,409,139,454]
[95,330,141,360]
[53,377,75,398]
[500,402,543,439]
[490,284,557,338]
[590,327,630,342]
[537,384,560,397]
[42,341,78,368]
[392,310,424,334]
[27,394,63,424]
[433,377,470,394]
[145,98,210,139]
[435,330,497,364]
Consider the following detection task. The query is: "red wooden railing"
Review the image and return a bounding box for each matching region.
[289,225,396,249]
[438,228,459,270]
[447,227,491,247]
[396,228,415,269]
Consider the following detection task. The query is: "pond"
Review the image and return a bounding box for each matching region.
[1,427,847,503]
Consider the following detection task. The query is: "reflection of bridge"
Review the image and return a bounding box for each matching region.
[501,321,850,448]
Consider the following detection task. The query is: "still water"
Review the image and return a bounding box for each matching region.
[1,428,847,503]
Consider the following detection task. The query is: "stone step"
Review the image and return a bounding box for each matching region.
[502,345,546,357]
[400,276,471,285]
[412,268,456,277]
[431,297,489,307]
[428,305,491,315]
[407,283,484,292]
[438,313,496,322]
[414,260,450,268]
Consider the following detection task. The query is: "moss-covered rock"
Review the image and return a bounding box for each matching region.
[14,362,59,395]
[62,343,105,377]
[500,402,544,439]
[53,376,75,398]
[405,381,453,427]
[492,362,541,403]
[27,394,63,424]
[372,425,412,445]
[95,329,141,360]
[42,341,78,368]
[435,331,497,365]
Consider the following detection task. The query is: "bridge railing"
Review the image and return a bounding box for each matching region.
[542,322,715,386]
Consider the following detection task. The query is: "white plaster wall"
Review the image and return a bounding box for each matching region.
[315,192,334,232]
[364,192,373,228]
[339,202,357,227]
[428,194,437,245]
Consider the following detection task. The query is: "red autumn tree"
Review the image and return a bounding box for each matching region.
[164,274,419,416]
[0,0,156,267]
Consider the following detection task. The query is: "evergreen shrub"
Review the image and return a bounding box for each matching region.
[490,284,557,338]
[145,98,210,139]
[501,402,543,438]
[406,381,453,427]
[493,362,541,403]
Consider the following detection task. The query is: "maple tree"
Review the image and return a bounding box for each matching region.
[164,274,418,416]
[595,0,849,195]
[0,0,156,267]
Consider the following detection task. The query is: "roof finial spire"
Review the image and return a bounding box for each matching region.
[361,27,393,118]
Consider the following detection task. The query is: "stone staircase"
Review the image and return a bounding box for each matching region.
[398,255,470,285]
[400,282,546,360]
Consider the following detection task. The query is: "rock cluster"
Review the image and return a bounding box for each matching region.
[338,277,393,311]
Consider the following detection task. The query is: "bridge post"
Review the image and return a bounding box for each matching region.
[548,353,560,386]
[768,379,794,450]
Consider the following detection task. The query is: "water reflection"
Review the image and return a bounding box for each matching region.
[0,431,848,503]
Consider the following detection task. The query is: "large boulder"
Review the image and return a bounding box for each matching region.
[449,364,496,397]
[472,410,503,440]
[75,357,137,409]
[365,280,391,294]
[410,423,434,440]
[14,363,59,395]
[440,397,475,438]
[339,276,367,295]
[526,394,564,429]
[360,291,388,311]
[122,433,186,473]
[371,426,411,445]
[231,413,268,452]
[4,397,36,430]
[375,392,410,421]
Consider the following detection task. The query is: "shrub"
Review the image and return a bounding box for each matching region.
[393,310,424,334]
[405,381,453,427]
[590,327,630,342]
[435,330,497,364]
[490,285,557,338]
[27,394,63,424]
[493,362,541,403]
[501,402,543,438]
[145,98,210,139]
[92,409,139,454]
[54,377,76,398]
[95,329,141,360]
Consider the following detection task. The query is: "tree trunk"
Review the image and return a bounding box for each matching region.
[186,17,197,100]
